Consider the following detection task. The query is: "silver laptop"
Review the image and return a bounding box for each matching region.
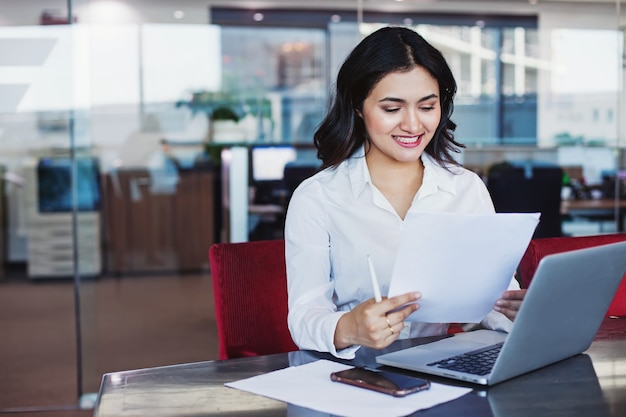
[376,240,626,385]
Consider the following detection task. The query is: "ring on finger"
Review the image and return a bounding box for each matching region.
[386,315,394,334]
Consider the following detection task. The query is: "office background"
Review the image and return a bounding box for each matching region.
[0,0,625,414]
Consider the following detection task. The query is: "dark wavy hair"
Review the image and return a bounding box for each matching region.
[314,26,463,170]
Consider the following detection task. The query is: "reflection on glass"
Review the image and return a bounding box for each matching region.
[1,2,625,411]
[485,354,611,417]
[220,27,327,143]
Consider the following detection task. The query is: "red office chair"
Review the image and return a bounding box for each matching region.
[518,233,626,317]
[208,239,298,360]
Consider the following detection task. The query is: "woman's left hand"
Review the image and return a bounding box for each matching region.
[493,289,527,321]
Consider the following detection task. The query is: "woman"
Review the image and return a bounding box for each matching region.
[285,26,525,359]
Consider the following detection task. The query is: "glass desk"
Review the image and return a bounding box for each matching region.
[93,318,626,417]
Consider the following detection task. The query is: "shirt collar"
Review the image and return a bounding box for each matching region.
[421,153,458,196]
[346,147,459,198]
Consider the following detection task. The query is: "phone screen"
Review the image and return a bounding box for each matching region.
[330,367,430,397]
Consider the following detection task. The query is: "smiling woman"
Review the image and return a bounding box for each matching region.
[359,67,442,218]
[284,26,525,360]
[1,2,624,414]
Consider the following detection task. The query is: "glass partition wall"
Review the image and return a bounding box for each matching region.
[0,0,624,411]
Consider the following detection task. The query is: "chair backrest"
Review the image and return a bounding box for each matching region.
[208,239,298,360]
[282,161,320,207]
[518,233,626,317]
[487,162,563,238]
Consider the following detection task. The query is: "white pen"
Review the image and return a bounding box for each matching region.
[367,254,383,302]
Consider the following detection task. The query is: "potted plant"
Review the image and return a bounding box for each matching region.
[176,90,272,143]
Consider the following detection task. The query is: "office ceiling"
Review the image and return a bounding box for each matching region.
[215,1,622,11]
[211,0,623,17]
[236,0,620,4]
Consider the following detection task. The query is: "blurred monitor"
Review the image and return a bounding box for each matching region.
[37,156,101,213]
[251,145,297,182]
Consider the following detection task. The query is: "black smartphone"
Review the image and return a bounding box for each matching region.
[330,366,431,397]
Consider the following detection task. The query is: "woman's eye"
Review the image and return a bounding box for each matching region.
[420,106,435,111]
[383,108,400,113]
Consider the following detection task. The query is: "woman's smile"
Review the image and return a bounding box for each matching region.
[393,134,423,146]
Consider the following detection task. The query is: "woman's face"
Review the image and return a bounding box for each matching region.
[360,66,441,165]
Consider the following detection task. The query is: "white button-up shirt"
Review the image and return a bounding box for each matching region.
[285,147,518,358]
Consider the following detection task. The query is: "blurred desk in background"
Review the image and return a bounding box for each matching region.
[248,204,286,240]
[102,168,215,274]
[561,199,626,233]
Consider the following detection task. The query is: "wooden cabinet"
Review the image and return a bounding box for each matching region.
[102,168,215,274]
[26,213,102,278]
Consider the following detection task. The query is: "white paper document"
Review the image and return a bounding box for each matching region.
[226,359,471,417]
[387,212,540,323]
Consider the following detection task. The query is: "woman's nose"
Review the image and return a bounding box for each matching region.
[400,109,421,132]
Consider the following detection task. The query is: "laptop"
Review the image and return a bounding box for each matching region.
[376,240,626,385]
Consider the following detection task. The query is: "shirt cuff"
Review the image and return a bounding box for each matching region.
[331,344,361,359]
[326,311,361,359]
[481,310,514,333]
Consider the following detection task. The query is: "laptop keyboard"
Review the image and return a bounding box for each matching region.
[426,342,504,376]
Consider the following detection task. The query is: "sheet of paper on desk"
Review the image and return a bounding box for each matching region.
[387,212,540,323]
[225,359,471,417]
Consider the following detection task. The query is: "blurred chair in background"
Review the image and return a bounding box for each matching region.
[518,233,626,317]
[487,161,564,238]
[282,161,320,208]
[208,239,298,359]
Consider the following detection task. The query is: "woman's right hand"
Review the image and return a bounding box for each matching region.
[334,292,421,350]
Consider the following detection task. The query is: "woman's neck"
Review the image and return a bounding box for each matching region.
[366,150,424,220]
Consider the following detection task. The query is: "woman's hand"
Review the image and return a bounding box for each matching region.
[493,289,527,321]
[334,292,420,350]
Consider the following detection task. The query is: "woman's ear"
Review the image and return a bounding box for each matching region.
[355,108,363,119]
